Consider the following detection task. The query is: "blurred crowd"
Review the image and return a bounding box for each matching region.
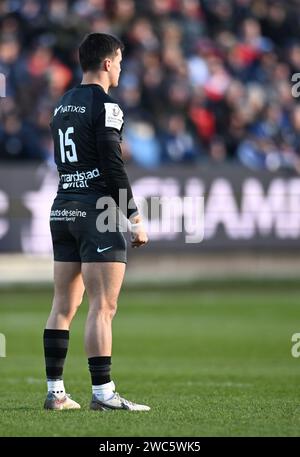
[0,0,300,172]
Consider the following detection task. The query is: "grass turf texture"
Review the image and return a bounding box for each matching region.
[0,281,299,437]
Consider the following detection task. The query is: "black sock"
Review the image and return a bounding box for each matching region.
[88,356,111,385]
[43,329,69,379]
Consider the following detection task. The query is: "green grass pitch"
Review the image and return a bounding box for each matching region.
[0,281,299,437]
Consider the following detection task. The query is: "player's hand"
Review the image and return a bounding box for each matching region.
[130,215,148,248]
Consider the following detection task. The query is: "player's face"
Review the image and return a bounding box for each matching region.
[110,48,122,87]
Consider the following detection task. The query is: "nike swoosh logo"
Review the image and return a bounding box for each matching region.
[97,246,113,253]
[54,105,63,116]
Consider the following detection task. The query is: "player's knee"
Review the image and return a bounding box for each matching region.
[95,299,118,319]
[110,303,118,319]
[103,300,118,319]
[89,297,118,319]
[52,301,79,322]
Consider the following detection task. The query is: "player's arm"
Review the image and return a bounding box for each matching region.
[96,116,148,247]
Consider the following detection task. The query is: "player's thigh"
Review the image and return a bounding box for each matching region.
[81,262,126,306]
[53,261,84,306]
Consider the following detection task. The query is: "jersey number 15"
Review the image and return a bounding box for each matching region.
[58,127,78,163]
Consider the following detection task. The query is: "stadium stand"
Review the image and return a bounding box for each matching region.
[0,0,300,172]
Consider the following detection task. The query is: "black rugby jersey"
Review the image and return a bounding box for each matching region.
[50,83,138,219]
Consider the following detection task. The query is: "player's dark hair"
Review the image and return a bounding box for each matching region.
[79,33,124,72]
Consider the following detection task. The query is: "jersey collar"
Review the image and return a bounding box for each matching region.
[77,83,105,92]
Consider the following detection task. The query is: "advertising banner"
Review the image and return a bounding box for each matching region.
[0,163,299,253]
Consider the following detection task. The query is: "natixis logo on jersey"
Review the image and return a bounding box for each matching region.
[60,168,100,189]
[54,105,86,116]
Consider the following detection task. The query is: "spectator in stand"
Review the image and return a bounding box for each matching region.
[0,0,299,172]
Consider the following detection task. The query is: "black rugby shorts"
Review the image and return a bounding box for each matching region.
[50,198,127,263]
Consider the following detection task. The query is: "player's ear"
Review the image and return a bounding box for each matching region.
[103,58,111,72]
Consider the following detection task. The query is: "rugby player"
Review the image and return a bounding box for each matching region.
[43,33,149,411]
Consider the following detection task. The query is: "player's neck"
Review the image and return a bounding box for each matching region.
[81,74,109,94]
